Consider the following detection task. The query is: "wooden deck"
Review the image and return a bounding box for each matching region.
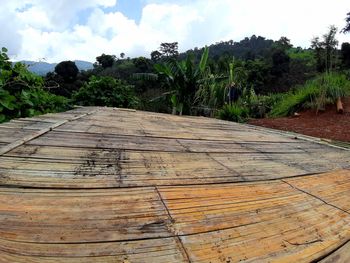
[0,107,349,262]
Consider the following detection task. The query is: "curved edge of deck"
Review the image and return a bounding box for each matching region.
[0,107,349,262]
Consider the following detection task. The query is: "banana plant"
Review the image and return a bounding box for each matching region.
[134,47,209,115]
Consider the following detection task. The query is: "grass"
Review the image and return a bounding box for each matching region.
[270,72,350,117]
[218,103,249,122]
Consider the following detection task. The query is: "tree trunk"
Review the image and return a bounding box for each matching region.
[337,97,344,114]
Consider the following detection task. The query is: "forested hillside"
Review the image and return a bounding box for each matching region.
[1,12,350,123]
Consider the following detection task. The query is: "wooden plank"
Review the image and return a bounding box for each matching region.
[0,237,187,263]
[0,187,173,243]
[209,153,308,179]
[1,107,350,261]
[320,240,350,263]
[0,150,235,188]
[27,131,186,152]
[0,109,97,156]
[1,144,348,188]
[285,169,350,212]
[159,179,350,262]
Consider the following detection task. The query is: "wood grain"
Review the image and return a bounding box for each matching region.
[0,107,349,262]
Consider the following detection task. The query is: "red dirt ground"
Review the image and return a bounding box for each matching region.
[249,97,350,142]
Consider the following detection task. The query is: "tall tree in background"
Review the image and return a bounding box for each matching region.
[341,12,350,33]
[323,26,338,72]
[54,61,79,82]
[95,54,116,68]
[150,50,162,62]
[275,37,293,50]
[311,26,338,72]
[341,43,350,68]
[271,37,292,77]
[311,37,325,72]
[159,42,179,58]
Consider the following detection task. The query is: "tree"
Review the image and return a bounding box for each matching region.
[136,47,209,115]
[159,42,179,58]
[150,50,162,62]
[341,42,350,68]
[311,26,338,72]
[0,47,11,73]
[323,26,338,72]
[95,54,116,68]
[133,57,151,72]
[244,59,272,94]
[0,47,68,122]
[54,61,79,82]
[271,49,290,77]
[311,37,325,72]
[341,12,350,33]
[73,76,139,108]
[120,52,125,59]
[158,47,209,115]
[275,37,293,50]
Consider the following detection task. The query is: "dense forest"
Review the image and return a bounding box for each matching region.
[1,13,350,123]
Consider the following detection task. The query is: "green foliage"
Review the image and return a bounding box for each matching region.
[194,72,226,116]
[270,84,320,117]
[217,103,249,122]
[73,76,139,108]
[0,47,69,123]
[288,48,315,67]
[270,73,350,117]
[54,61,79,82]
[143,47,210,115]
[341,12,350,33]
[244,59,271,93]
[159,42,179,58]
[341,43,350,68]
[311,26,339,72]
[181,35,274,62]
[95,54,116,69]
[241,89,284,118]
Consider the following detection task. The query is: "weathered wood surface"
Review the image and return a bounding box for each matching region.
[320,241,350,263]
[0,107,349,262]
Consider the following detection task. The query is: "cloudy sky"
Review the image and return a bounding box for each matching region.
[1,0,349,62]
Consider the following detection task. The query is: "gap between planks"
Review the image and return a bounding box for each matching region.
[155,186,192,263]
[0,110,98,156]
[0,171,337,190]
[281,179,350,216]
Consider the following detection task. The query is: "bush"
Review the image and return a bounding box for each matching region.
[0,48,70,123]
[270,72,350,117]
[73,76,139,108]
[218,104,249,122]
[241,89,284,118]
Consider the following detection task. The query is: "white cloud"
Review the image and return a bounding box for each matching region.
[0,0,349,62]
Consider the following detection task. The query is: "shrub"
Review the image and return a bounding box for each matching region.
[0,48,70,123]
[269,83,319,117]
[218,104,249,122]
[73,76,139,108]
[270,72,350,117]
[241,89,284,118]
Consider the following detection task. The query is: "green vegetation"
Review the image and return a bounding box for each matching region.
[270,73,350,117]
[73,76,139,108]
[218,104,249,122]
[2,12,350,123]
[0,48,69,123]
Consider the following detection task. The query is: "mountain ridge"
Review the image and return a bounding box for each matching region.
[13,60,94,75]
